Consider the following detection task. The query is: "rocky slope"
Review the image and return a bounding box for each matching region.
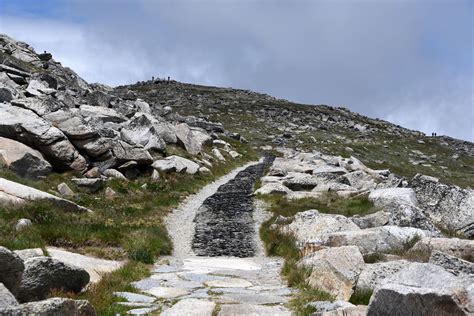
[122,80,474,189]
[0,32,473,315]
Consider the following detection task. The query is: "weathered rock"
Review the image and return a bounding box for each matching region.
[199,166,211,174]
[103,169,127,180]
[351,211,391,229]
[43,112,96,140]
[0,246,24,296]
[47,247,123,283]
[0,104,87,171]
[429,251,474,277]
[105,187,117,199]
[228,150,240,159]
[152,156,200,174]
[80,104,126,123]
[411,174,474,238]
[212,148,226,161]
[299,246,365,300]
[280,210,360,246]
[356,260,411,291]
[0,282,18,308]
[73,136,112,158]
[0,297,96,315]
[323,226,431,254]
[84,167,100,178]
[120,113,166,152]
[0,136,52,178]
[411,237,474,261]
[254,183,291,195]
[0,178,90,212]
[341,170,376,190]
[15,218,32,231]
[111,141,153,165]
[0,87,13,102]
[13,248,44,261]
[18,256,90,302]
[367,263,473,316]
[175,123,210,155]
[57,182,74,197]
[369,188,418,208]
[71,178,104,193]
[150,169,160,182]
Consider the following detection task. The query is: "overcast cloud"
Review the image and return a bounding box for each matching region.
[0,0,472,140]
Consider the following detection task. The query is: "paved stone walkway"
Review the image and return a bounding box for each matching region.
[116,159,294,315]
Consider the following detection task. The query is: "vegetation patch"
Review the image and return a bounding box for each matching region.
[349,289,373,305]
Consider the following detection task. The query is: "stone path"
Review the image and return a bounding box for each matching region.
[117,158,294,315]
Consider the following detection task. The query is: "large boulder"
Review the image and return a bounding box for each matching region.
[0,297,96,315]
[411,174,474,238]
[280,210,360,246]
[175,123,211,155]
[0,103,87,171]
[411,237,474,262]
[0,282,18,308]
[323,226,431,254]
[0,246,24,296]
[356,260,412,291]
[429,251,474,277]
[367,263,473,315]
[0,178,91,212]
[111,141,153,165]
[368,187,439,233]
[18,256,90,302]
[152,155,200,174]
[299,246,365,300]
[79,105,126,123]
[369,188,418,208]
[120,113,167,152]
[0,137,52,178]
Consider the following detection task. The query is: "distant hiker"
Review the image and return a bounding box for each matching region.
[152,76,154,81]
[167,76,170,83]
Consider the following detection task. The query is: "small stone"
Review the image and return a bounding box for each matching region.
[105,187,117,199]
[199,167,211,174]
[151,169,160,182]
[57,182,74,197]
[84,167,100,178]
[103,169,127,180]
[71,178,104,193]
[15,218,32,231]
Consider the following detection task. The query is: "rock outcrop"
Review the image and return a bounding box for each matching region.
[367,263,473,316]
[0,137,52,178]
[18,256,90,302]
[411,174,474,238]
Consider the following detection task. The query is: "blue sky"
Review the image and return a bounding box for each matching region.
[0,0,472,141]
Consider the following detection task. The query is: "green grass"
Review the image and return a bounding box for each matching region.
[0,143,259,265]
[259,192,377,218]
[258,192,379,314]
[80,261,152,315]
[349,289,373,305]
[131,81,474,189]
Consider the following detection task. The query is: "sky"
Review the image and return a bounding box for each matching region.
[0,0,473,141]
